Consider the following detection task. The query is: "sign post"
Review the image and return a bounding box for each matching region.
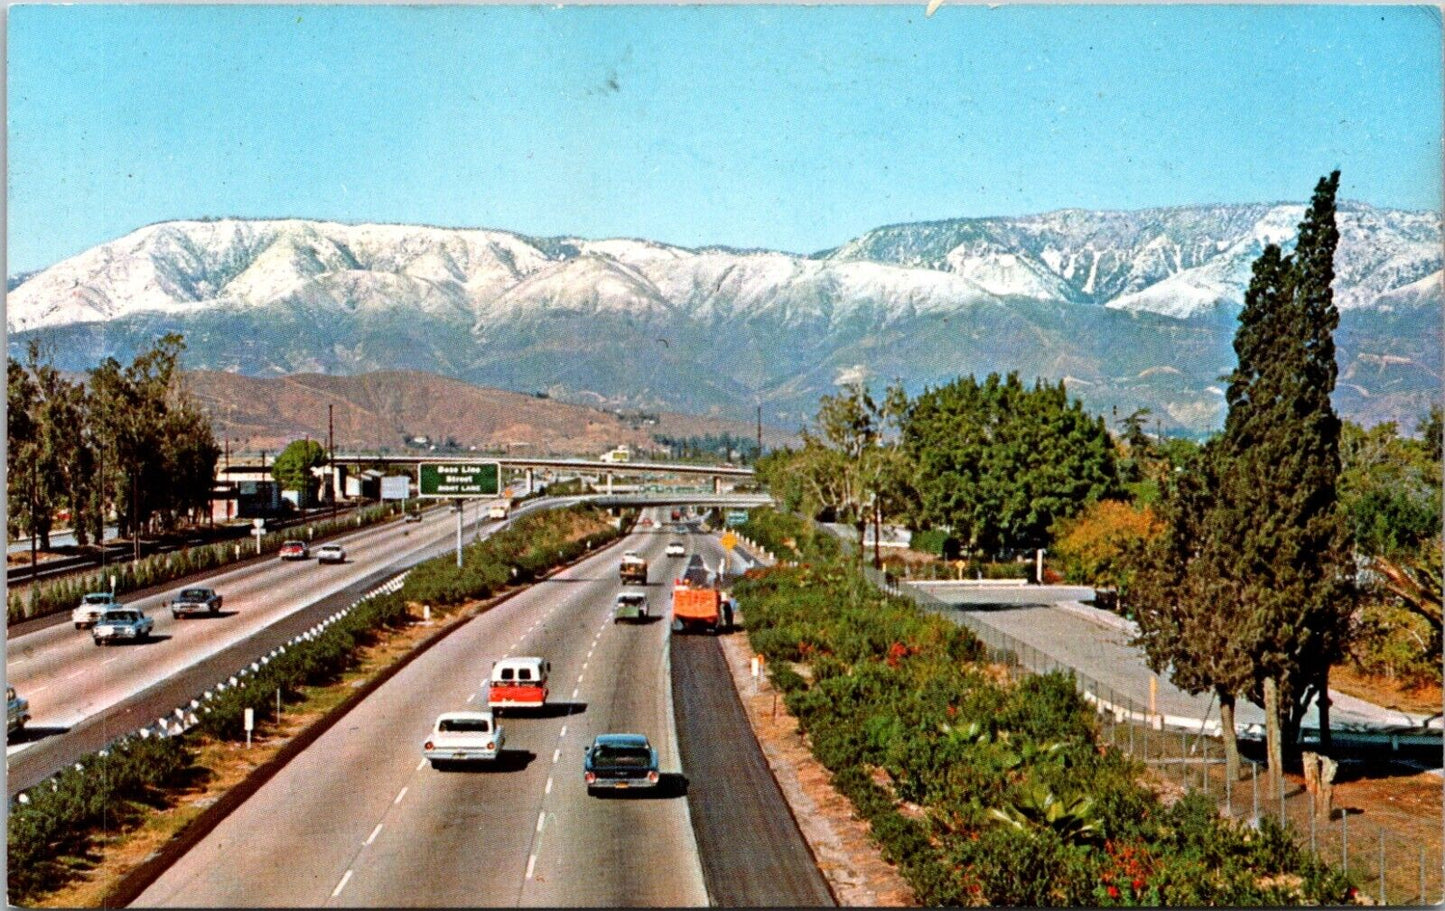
[244,707,254,748]
[418,462,500,567]
[252,518,265,555]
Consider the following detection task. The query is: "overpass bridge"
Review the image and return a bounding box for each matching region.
[582,492,774,510]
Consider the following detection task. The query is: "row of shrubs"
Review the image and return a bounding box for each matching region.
[6,504,626,905]
[401,504,625,606]
[735,508,840,563]
[8,501,410,624]
[736,559,1355,905]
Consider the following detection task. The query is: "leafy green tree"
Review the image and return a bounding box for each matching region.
[903,372,1119,558]
[7,357,39,544]
[87,333,219,539]
[1418,404,1442,463]
[805,381,906,564]
[272,439,328,501]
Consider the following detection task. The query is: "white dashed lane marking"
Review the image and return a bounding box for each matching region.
[552,748,560,764]
[545,776,553,795]
[365,824,383,846]
[416,759,426,771]
[393,787,408,805]
[559,725,567,738]
[331,870,353,898]
[526,854,537,880]
[571,688,579,699]
[536,812,546,833]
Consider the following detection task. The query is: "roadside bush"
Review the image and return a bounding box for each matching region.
[734,546,1355,906]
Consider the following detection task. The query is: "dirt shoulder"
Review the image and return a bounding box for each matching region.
[717,620,918,907]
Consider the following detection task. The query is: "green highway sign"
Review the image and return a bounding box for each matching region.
[726,509,749,527]
[418,462,500,498]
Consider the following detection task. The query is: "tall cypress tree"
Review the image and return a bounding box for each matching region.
[1219,172,1354,793]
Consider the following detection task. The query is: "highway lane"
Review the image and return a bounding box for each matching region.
[6,508,468,737]
[134,517,708,908]
[5,497,577,790]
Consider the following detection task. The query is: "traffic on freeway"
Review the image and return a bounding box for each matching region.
[6,500,550,792]
[134,517,708,907]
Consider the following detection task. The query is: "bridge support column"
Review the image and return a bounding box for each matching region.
[606,472,613,495]
[525,467,534,495]
[713,475,721,494]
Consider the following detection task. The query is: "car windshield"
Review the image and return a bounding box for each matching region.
[84,594,113,605]
[105,612,138,623]
[594,746,652,766]
[180,590,209,599]
[439,718,490,733]
[618,596,645,606]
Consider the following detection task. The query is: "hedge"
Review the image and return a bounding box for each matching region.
[737,559,1355,906]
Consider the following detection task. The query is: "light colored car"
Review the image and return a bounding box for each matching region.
[614,591,649,622]
[665,542,686,558]
[73,592,121,629]
[316,543,346,564]
[92,606,154,645]
[584,733,660,794]
[279,540,309,560]
[404,511,424,523]
[488,504,509,520]
[170,587,223,618]
[7,686,30,735]
[423,711,506,768]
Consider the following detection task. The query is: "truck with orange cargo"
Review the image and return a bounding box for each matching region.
[670,558,734,634]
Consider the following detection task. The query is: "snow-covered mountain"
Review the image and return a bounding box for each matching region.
[7,204,1440,433]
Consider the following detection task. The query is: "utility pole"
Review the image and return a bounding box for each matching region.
[98,441,106,572]
[756,404,762,463]
[132,468,140,564]
[328,404,336,521]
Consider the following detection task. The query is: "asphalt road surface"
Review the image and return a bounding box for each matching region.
[6,498,572,794]
[134,519,708,907]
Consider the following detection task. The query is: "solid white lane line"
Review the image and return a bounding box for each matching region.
[545,776,553,795]
[536,811,546,833]
[525,854,537,880]
[393,786,408,805]
[332,870,353,898]
[365,823,383,846]
[552,748,560,764]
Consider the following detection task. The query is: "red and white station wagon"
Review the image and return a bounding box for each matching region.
[488,657,550,714]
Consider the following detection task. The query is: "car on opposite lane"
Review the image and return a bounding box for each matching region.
[665,541,686,557]
[91,606,155,645]
[73,591,121,629]
[404,511,424,523]
[279,541,309,560]
[584,733,660,794]
[169,587,223,619]
[316,543,346,564]
[7,686,31,735]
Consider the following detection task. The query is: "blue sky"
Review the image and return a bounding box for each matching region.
[7,4,1441,274]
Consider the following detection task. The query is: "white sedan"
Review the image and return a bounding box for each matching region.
[665,542,686,557]
[316,543,347,564]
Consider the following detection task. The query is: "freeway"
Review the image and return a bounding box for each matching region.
[135,519,708,907]
[6,499,566,793]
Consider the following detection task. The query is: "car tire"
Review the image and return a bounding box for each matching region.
[211,606,219,614]
[173,612,182,620]
[586,786,598,797]
[671,619,683,633]
[93,639,103,647]
[75,623,84,630]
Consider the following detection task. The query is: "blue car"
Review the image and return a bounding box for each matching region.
[583,733,659,794]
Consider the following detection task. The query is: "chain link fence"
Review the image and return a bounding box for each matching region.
[865,566,1443,906]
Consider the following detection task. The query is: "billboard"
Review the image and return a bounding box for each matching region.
[380,475,411,500]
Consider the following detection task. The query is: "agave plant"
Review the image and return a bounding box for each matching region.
[988,783,1103,844]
